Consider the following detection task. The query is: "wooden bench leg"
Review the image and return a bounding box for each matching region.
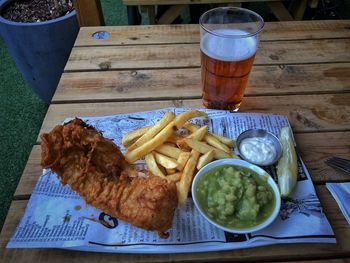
[144,5,156,25]
[127,6,141,25]
[157,5,187,24]
[73,0,105,26]
[291,0,308,20]
[308,0,319,8]
[267,1,294,21]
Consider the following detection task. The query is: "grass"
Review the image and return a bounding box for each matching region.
[0,0,130,233]
[0,39,48,231]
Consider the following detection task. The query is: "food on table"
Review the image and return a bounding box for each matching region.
[197,150,215,170]
[126,112,175,152]
[123,110,207,163]
[194,165,275,229]
[276,126,298,198]
[184,122,236,148]
[239,136,277,165]
[122,125,151,147]
[122,110,238,204]
[185,138,234,159]
[177,150,201,204]
[236,129,282,166]
[41,118,178,238]
[39,109,239,238]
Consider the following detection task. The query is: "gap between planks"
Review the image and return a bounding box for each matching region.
[51,91,350,105]
[63,61,350,73]
[73,36,350,48]
[74,20,350,47]
[64,39,350,72]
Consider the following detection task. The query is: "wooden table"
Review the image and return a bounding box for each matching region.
[1,20,350,262]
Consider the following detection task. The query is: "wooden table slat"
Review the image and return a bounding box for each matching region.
[14,131,350,197]
[2,186,350,262]
[54,63,350,102]
[65,39,350,72]
[75,20,350,47]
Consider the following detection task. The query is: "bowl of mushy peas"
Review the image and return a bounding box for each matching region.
[192,158,281,233]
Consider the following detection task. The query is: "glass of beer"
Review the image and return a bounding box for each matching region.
[200,7,264,111]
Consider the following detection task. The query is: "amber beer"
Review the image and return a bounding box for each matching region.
[200,28,257,110]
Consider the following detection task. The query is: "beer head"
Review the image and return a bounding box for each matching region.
[200,28,258,62]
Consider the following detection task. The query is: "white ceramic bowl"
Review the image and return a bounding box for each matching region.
[191,158,281,234]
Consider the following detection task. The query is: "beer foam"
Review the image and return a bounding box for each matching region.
[201,29,258,62]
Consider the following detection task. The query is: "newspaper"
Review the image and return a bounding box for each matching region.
[7,108,336,253]
[326,182,350,225]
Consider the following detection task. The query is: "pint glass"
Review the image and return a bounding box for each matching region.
[200,8,264,110]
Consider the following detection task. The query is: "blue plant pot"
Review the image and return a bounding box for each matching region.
[0,0,79,103]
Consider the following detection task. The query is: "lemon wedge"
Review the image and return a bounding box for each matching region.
[276,126,297,198]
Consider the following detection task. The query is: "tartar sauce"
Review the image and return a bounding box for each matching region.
[239,137,277,165]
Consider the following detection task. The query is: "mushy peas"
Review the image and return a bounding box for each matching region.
[195,165,275,229]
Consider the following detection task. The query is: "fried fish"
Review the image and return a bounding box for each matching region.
[41,118,178,237]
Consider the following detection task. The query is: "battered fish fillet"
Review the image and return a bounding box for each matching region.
[41,118,178,238]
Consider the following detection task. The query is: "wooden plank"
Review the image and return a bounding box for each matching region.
[294,132,350,183]
[39,94,350,140]
[75,20,350,46]
[14,131,350,197]
[73,0,104,26]
[123,0,280,5]
[2,187,350,262]
[14,146,43,198]
[65,39,350,71]
[53,63,350,102]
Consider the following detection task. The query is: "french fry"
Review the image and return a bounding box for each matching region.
[127,112,175,152]
[166,134,185,144]
[145,153,166,178]
[122,125,150,147]
[176,138,191,152]
[166,172,182,182]
[166,168,177,174]
[124,120,176,163]
[211,133,236,148]
[205,134,232,154]
[155,144,182,159]
[158,164,167,175]
[154,152,178,169]
[174,110,207,128]
[183,122,200,133]
[185,138,236,159]
[184,122,236,147]
[197,150,215,170]
[176,125,208,152]
[177,150,200,204]
[177,152,191,171]
[187,125,208,141]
